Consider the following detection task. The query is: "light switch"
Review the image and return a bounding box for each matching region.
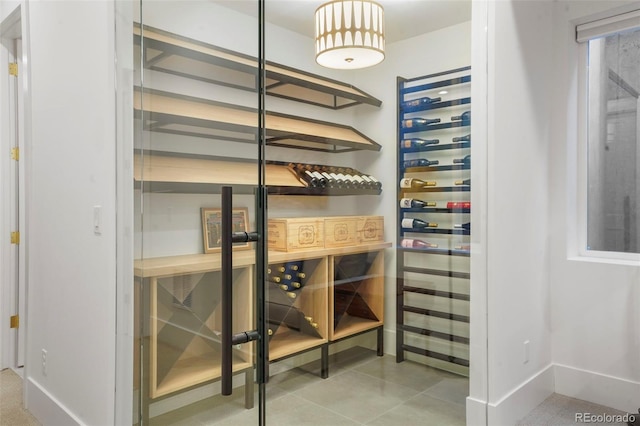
[94,205,102,235]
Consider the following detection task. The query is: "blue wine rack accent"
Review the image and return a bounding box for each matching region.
[396,66,472,373]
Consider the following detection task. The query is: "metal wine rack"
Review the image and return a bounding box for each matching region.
[396,67,472,375]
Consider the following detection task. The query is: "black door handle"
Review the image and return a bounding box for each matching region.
[221,186,260,396]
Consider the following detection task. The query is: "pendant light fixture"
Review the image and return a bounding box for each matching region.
[315,0,385,70]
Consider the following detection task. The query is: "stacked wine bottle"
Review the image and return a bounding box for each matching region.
[266,261,321,339]
[287,162,382,192]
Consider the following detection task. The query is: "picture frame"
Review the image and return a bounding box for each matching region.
[201,207,250,254]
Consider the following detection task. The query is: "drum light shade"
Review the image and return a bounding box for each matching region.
[315,0,385,70]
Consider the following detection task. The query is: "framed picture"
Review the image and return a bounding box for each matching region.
[201,207,250,253]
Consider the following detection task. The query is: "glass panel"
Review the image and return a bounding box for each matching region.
[132,1,260,424]
[261,1,473,425]
[587,30,640,253]
[122,0,485,424]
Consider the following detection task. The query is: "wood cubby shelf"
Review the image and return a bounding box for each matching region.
[136,242,390,395]
[135,25,382,110]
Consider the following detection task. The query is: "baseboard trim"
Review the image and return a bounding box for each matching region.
[466,396,488,426]
[488,364,554,426]
[25,377,82,426]
[554,364,640,413]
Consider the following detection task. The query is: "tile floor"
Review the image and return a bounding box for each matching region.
[150,347,468,426]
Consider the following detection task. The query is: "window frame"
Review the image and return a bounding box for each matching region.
[576,13,640,262]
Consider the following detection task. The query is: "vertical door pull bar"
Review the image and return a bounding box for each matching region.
[221,186,260,396]
[221,186,233,395]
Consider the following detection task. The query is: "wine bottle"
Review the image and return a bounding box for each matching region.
[304,316,313,322]
[400,177,437,189]
[283,274,293,280]
[338,167,364,189]
[453,155,471,165]
[317,168,338,188]
[268,328,274,336]
[297,272,306,279]
[401,238,438,248]
[454,178,471,186]
[306,166,327,188]
[452,134,471,142]
[401,138,440,149]
[286,291,297,299]
[451,111,471,122]
[402,159,439,169]
[277,266,286,273]
[358,173,375,188]
[344,168,369,189]
[446,201,471,209]
[334,168,354,188]
[288,163,318,187]
[400,198,437,208]
[280,282,302,291]
[326,170,345,188]
[272,276,282,283]
[401,218,438,229]
[401,96,441,109]
[288,264,300,271]
[267,267,272,274]
[401,118,441,128]
[366,174,382,190]
[454,222,471,231]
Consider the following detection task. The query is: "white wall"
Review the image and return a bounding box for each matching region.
[24,1,117,425]
[550,0,640,413]
[485,1,555,424]
[1,1,20,22]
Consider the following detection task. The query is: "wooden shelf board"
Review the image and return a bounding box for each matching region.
[134,153,303,188]
[135,242,392,278]
[135,90,380,152]
[269,332,327,361]
[153,355,252,398]
[331,315,383,341]
[135,25,381,109]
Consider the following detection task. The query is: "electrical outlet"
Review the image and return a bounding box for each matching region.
[523,340,530,364]
[42,349,47,376]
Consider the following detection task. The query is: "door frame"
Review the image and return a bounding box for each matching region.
[0,4,27,372]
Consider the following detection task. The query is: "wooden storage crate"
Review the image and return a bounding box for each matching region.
[324,216,359,248]
[268,217,325,252]
[357,216,384,244]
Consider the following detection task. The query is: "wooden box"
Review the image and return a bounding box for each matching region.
[268,217,325,252]
[357,216,384,244]
[324,216,359,248]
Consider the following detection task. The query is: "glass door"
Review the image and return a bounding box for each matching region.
[132,1,264,424]
[129,1,480,425]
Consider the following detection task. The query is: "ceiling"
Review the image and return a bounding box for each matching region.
[216,0,472,44]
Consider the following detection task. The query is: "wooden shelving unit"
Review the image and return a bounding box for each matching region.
[133,22,386,419]
[135,242,391,397]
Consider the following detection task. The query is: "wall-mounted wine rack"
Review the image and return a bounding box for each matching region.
[396,67,471,375]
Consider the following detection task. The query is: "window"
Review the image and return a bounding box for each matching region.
[578,11,640,254]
